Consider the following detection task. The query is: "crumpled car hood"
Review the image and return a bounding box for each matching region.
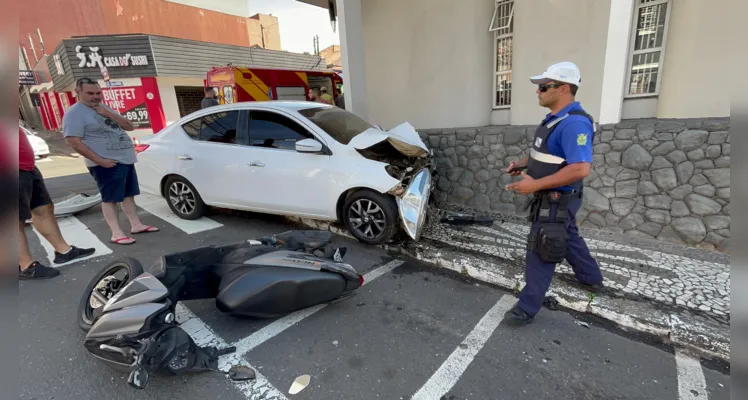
[349,122,429,158]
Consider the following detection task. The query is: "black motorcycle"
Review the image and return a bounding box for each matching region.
[77,230,362,389]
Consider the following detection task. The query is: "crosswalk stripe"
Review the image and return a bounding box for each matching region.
[134,193,223,234]
[31,216,112,267]
[411,295,516,400]
[175,303,289,400]
[231,259,405,356]
[675,348,709,400]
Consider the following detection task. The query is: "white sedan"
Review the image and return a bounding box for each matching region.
[134,101,435,245]
[21,126,50,158]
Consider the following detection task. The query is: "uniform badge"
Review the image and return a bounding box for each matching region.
[576,133,588,146]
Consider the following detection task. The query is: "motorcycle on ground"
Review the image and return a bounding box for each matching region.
[77,230,363,390]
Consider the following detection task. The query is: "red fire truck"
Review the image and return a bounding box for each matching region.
[206,66,343,105]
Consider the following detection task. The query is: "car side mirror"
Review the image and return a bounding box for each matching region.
[296,138,323,153]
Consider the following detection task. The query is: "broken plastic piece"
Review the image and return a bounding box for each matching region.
[440,212,493,226]
[228,365,256,381]
[575,320,590,329]
[216,346,236,356]
[543,296,559,311]
[289,374,310,395]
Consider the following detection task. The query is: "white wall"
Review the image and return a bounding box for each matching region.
[156,77,206,127]
[510,0,612,125]
[361,0,495,130]
[656,0,729,118]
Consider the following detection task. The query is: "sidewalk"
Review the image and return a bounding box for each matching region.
[289,204,731,362]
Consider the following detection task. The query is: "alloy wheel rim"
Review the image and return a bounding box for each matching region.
[169,182,196,215]
[348,199,386,239]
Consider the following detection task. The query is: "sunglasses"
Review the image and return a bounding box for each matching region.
[538,83,564,92]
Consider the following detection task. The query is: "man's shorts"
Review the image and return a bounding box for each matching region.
[19,167,53,221]
[88,162,140,203]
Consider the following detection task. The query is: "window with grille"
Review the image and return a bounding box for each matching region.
[626,0,672,96]
[489,0,514,108]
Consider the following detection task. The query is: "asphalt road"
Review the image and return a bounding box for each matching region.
[19,165,731,400]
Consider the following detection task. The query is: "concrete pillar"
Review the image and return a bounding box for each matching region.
[598,0,635,125]
[337,0,369,121]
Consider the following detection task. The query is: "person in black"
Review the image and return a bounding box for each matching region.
[201,87,220,109]
[504,62,605,326]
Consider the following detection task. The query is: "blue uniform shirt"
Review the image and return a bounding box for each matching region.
[540,101,595,192]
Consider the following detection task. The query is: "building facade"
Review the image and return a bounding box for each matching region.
[29,34,323,139]
[301,0,730,252]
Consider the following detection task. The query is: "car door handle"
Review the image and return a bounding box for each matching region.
[177,154,192,160]
[248,161,265,167]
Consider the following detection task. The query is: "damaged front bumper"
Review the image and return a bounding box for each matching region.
[394,167,433,241]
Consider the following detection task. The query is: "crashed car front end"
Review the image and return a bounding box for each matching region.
[349,123,436,241]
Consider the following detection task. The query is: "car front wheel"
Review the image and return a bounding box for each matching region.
[342,189,399,245]
[164,176,206,220]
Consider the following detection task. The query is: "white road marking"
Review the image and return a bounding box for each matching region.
[675,348,709,400]
[411,295,516,400]
[31,216,112,266]
[134,192,223,234]
[175,304,288,400]
[231,259,404,356]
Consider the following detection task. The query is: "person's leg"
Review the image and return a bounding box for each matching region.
[90,164,133,243]
[563,195,604,287]
[18,169,59,279]
[120,164,157,234]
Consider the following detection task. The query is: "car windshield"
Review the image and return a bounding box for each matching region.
[297,107,374,145]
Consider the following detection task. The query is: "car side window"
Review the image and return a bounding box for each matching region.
[248,110,313,151]
[182,118,201,140]
[202,111,239,144]
[181,111,240,144]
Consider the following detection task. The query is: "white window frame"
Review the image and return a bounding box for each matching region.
[624,0,673,98]
[490,0,514,109]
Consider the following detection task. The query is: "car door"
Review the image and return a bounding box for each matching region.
[241,109,337,218]
[175,109,254,207]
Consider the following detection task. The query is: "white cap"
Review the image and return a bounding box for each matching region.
[530,62,582,86]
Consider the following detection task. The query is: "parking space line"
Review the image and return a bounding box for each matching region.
[175,304,289,400]
[134,193,223,234]
[411,295,516,400]
[31,216,112,267]
[231,259,405,356]
[675,348,708,400]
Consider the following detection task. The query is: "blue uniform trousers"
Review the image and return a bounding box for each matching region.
[518,193,604,316]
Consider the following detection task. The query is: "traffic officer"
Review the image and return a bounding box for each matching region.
[504,61,605,326]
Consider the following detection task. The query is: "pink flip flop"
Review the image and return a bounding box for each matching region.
[111,236,136,245]
[131,226,160,234]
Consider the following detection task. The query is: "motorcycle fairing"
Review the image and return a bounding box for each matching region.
[87,302,170,339]
[104,273,169,313]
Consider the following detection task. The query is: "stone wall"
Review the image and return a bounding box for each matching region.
[418,117,731,252]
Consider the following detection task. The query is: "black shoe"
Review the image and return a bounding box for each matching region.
[19,262,60,280]
[504,304,535,327]
[53,245,96,264]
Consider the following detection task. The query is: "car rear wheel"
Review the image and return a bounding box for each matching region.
[342,189,399,245]
[164,176,206,220]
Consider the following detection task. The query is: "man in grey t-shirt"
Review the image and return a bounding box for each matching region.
[63,78,159,245]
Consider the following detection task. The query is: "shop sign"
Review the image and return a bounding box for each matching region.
[75,45,149,69]
[19,70,37,85]
[101,86,152,129]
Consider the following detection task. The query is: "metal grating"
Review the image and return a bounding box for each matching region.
[628,0,669,95]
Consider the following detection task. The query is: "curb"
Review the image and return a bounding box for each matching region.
[284,215,730,363]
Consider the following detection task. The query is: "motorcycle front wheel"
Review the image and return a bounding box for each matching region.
[77,257,144,333]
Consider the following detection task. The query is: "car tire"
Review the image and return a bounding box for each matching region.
[164,176,206,220]
[77,257,144,333]
[342,189,399,245]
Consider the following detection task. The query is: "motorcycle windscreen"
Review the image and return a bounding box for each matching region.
[396,168,432,241]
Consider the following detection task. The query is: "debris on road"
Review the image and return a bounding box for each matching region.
[543,296,560,310]
[575,320,590,329]
[228,365,256,381]
[289,375,310,395]
[440,211,494,226]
